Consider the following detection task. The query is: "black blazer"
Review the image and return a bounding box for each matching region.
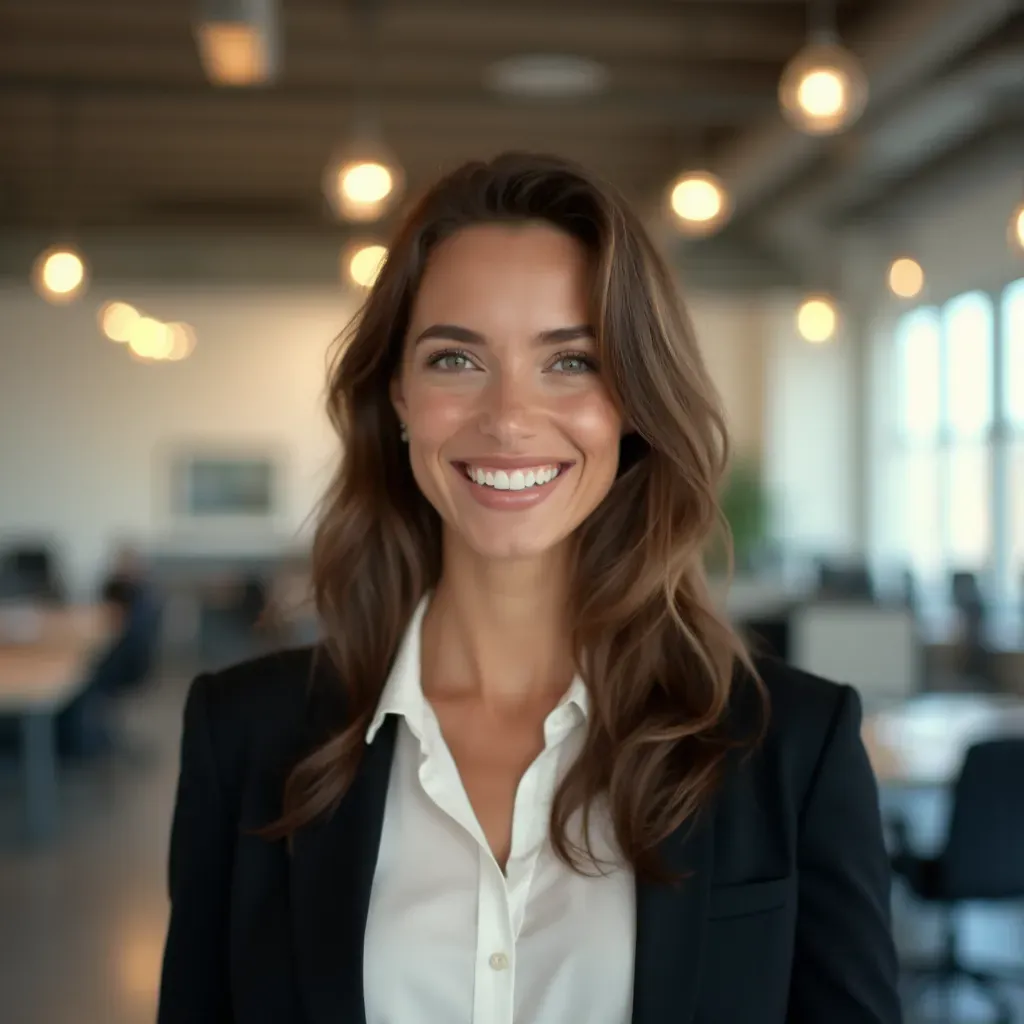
[157,648,902,1024]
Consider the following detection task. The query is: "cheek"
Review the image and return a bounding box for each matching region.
[406,383,476,447]
[562,393,623,466]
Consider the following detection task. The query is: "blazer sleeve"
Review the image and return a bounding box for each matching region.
[788,686,903,1024]
[158,674,236,1024]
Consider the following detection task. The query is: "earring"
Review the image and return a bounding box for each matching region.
[399,423,409,442]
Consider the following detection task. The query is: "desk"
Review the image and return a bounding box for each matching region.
[863,693,1024,788]
[0,605,114,841]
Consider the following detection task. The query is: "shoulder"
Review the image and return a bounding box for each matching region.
[755,655,860,739]
[729,655,865,795]
[183,646,343,769]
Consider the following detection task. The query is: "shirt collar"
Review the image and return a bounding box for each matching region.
[365,597,430,745]
[364,596,590,744]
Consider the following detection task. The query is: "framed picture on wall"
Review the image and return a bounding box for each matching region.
[169,451,279,518]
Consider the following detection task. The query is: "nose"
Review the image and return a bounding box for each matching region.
[478,365,538,446]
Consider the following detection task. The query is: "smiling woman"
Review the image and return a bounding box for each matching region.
[158,153,901,1024]
[392,222,622,559]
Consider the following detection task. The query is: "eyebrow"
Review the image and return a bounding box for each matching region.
[412,323,595,346]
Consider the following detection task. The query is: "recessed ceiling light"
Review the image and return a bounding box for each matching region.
[484,54,609,99]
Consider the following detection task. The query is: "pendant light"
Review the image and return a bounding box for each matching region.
[887,257,925,300]
[667,170,731,238]
[32,91,89,304]
[1009,183,1024,254]
[779,0,867,136]
[322,0,403,223]
[342,240,388,289]
[796,294,839,344]
[194,0,280,87]
[666,130,732,238]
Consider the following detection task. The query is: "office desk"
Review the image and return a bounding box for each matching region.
[0,605,114,841]
[863,693,1024,788]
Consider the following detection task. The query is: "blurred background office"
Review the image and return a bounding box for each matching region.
[1,0,1023,1021]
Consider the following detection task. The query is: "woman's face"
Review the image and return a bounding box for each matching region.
[392,222,623,562]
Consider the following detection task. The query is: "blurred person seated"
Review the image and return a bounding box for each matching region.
[56,545,162,757]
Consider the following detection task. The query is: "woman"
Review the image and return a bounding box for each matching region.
[158,153,901,1024]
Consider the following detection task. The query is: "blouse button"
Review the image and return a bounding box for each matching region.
[488,952,510,971]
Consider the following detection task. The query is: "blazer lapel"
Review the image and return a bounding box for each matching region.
[631,809,716,1024]
[290,712,398,1024]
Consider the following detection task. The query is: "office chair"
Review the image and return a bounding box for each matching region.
[0,545,66,603]
[951,571,994,686]
[891,737,1024,1023]
[816,559,875,601]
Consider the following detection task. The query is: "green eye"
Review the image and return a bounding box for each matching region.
[550,352,596,374]
[428,350,473,371]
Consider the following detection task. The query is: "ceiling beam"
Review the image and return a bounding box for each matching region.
[0,77,778,121]
[710,0,1019,222]
[4,3,806,63]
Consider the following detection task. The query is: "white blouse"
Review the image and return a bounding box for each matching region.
[362,599,636,1024]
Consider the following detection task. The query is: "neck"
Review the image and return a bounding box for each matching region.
[421,533,576,711]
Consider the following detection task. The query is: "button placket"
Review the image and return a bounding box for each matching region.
[473,847,515,1024]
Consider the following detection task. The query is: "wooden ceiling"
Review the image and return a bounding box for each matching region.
[0,0,888,232]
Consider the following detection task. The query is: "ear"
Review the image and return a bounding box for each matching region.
[390,374,408,428]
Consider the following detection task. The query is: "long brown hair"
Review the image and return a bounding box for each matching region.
[267,152,764,880]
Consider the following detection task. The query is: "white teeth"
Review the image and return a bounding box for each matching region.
[464,464,562,490]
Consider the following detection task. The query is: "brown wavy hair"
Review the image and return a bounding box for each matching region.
[267,152,765,880]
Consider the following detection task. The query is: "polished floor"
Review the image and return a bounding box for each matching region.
[0,678,183,1024]
[1,671,1022,1023]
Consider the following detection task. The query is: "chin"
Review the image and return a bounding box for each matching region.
[454,520,567,563]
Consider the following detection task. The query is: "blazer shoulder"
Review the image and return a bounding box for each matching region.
[755,655,856,732]
[188,646,341,766]
[737,656,862,791]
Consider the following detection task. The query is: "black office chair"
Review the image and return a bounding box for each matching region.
[0,545,66,603]
[951,571,994,686]
[816,558,875,601]
[891,737,1024,1023]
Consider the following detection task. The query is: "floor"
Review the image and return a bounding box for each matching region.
[0,677,184,1024]
[1,670,1023,1024]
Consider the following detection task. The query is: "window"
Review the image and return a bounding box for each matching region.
[879,287,1018,637]
[1004,280,1024,427]
[1003,281,1024,626]
[944,292,993,438]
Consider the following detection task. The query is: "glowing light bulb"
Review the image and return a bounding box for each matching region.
[128,317,172,361]
[341,162,393,205]
[1009,202,1024,252]
[796,68,845,118]
[165,323,197,361]
[323,148,404,223]
[797,296,838,343]
[345,244,388,289]
[779,42,867,135]
[99,301,140,342]
[32,246,87,303]
[668,172,730,236]
[887,258,925,300]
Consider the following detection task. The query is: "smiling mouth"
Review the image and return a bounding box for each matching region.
[453,462,573,492]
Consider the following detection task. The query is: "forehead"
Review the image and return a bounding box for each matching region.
[409,223,591,333]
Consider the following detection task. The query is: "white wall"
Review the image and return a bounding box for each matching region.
[0,283,351,596]
[0,272,784,597]
[689,296,766,459]
[761,293,859,558]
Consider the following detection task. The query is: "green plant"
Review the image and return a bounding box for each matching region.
[709,457,769,573]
